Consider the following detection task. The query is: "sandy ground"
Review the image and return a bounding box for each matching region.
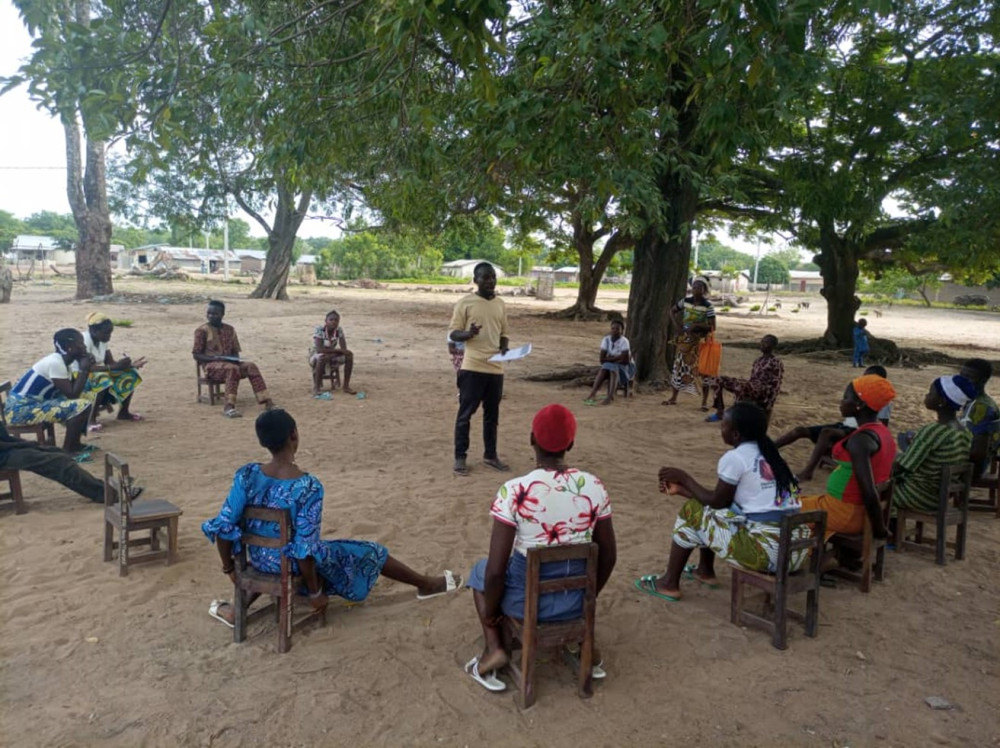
[1,278,998,747]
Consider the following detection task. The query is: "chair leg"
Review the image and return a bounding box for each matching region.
[150,527,160,551]
[234,584,247,644]
[9,471,25,514]
[894,514,906,552]
[935,520,946,566]
[730,572,743,625]
[772,577,788,650]
[519,638,537,709]
[804,587,819,638]
[167,518,179,564]
[915,521,924,544]
[118,522,129,577]
[278,592,292,654]
[874,545,886,582]
[955,517,967,561]
[859,553,872,594]
[103,519,113,562]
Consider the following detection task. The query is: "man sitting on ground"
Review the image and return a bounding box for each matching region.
[193,300,275,418]
[705,334,783,423]
[583,319,635,406]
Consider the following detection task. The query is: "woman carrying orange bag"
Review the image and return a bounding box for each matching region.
[663,276,717,410]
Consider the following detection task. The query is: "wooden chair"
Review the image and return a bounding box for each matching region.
[729,510,827,650]
[826,479,893,593]
[500,543,598,709]
[895,462,973,565]
[0,380,56,446]
[316,357,342,391]
[195,363,224,406]
[103,453,182,577]
[969,444,999,517]
[0,467,25,515]
[232,506,326,653]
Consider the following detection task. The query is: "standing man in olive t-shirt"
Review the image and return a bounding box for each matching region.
[449,262,510,476]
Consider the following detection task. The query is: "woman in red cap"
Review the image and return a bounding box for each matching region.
[798,374,897,539]
[463,403,618,692]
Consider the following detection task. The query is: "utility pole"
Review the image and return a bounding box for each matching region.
[223,220,230,282]
[753,238,762,291]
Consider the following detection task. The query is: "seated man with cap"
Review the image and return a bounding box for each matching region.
[462,403,618,692]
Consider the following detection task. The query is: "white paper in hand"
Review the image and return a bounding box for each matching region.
[489,343,532,362]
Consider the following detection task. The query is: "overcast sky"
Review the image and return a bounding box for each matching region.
[0,2,798,259]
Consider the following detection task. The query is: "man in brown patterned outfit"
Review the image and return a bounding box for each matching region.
[193,300,274,418]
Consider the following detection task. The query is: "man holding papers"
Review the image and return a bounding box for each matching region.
[449,263,511,476]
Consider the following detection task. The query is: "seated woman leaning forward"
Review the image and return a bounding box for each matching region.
[464,404,617,692]
[797,374,897,543]
[80,312,147,429]
[637,401,803,603]
[203,409,461,627]
[4,328,101,457]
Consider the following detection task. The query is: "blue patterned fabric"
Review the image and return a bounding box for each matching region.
[202,463,388,602]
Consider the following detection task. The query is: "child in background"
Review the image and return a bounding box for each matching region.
[852,318,870,368]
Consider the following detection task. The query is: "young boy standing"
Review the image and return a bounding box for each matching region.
[852,318,870,368]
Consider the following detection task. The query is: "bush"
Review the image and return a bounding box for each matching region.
[767,305,777,312]
[790,308,799,313]
[859,310,868,316]
[954,294,990,307]
[750,304,761,312]
[720,306,731,313]
[112,319,133,327]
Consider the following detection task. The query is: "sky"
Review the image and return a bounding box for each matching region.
[0,2,798,259]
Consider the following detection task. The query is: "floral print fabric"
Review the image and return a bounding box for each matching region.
[490,467,612,555]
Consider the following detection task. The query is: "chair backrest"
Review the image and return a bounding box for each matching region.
[776,510,827,577]
[940,462,973,512]
[104,452,137,517]
[0,380,10,427]
[875,478,894,526]
[237,506,294,579]
[523,542,598,629]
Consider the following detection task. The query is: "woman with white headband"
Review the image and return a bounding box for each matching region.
[892,375,976,514]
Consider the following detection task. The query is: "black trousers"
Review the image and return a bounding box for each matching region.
[0,445,104,502]
[455,370,504,460]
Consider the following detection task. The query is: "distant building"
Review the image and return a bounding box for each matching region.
[124,245,241,273]
[234,249,267,273]
[787,270,824,293]
[11,234,75,265]
[553,266,579,283]
[439,259,506,279]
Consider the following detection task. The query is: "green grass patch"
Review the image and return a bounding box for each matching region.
[111,319,134,328]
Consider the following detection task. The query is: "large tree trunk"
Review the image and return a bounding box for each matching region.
[816,227,860,346]
[65,121,113,299]
[627,184,698,383]
[248,185,311,300]
[559,228,631,320]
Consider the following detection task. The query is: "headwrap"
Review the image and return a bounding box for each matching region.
[86,311,110,327]
[532,404,577,453]
[851,374,896,411]
[933,375,977,410]
[692,275,711,290]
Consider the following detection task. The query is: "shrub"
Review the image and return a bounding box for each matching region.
[858,310,868,316]
[790,308,799,313]
[767,305,777,312]
[112,319,133,327]
[750,304,761,312]
[720,306,731,313]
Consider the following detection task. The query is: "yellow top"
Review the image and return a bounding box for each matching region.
[449,293,509,375]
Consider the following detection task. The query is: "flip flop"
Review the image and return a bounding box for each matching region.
[634,575,680,602]
[705,413,722,422]
[78,443,99,453]
[312,392,333,400]
[482,458,510,472]
[464,656,506,692]
[88,423,104,433]
[223,408,243,419]
[72,452,94,464]
[582,398,598,406]
[416,570,463,600]
[208,600,235,629]
[453,460,470,477]
[661,400,677,406]
[564,646,607,679]
[699,405,710,412]
[682,563,720,589]
[121,413,144,421]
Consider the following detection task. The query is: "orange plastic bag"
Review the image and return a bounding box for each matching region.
[698,335,722,377]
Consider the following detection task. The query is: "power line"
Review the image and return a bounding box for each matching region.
[0,165,67,170]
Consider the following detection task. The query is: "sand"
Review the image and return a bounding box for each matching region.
[1,279,998,747]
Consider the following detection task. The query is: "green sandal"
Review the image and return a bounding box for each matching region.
[633,575,680,602]
[682,563,720,589]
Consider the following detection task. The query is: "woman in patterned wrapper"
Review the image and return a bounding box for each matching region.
[203,409,461,627]
[636,401,803,603]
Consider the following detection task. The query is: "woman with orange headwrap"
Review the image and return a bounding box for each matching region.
[799,374,897,539]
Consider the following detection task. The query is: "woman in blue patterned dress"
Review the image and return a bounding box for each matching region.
[4,328,98,456]
[204,409,461,626]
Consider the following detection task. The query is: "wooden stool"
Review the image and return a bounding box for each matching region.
[233,506,326,653]
[501,543,598,709]
[103,453,182,577]
[0,380,56,445]
[195,363,224,406]
[317,359,342,391]
[729,510,827,649]
[969,450,999,517]
[827,479,893,593]
[895,462,972,565]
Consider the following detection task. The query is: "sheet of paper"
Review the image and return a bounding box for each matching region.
[489,343,532,362]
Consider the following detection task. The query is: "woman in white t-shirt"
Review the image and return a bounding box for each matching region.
[82,312,147,427]
[635,401,804,603]
[5,329,97,455]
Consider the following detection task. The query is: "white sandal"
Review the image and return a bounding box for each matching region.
[208,600,235,629]
[416,570,463,600]
[464,656,506,692]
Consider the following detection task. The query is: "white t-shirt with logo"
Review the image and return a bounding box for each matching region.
[490,467,612,555]
[83,330,108,363]
[717,441,800,515]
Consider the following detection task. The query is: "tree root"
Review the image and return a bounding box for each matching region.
[766,337,990,369]
[544,305,622,322]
